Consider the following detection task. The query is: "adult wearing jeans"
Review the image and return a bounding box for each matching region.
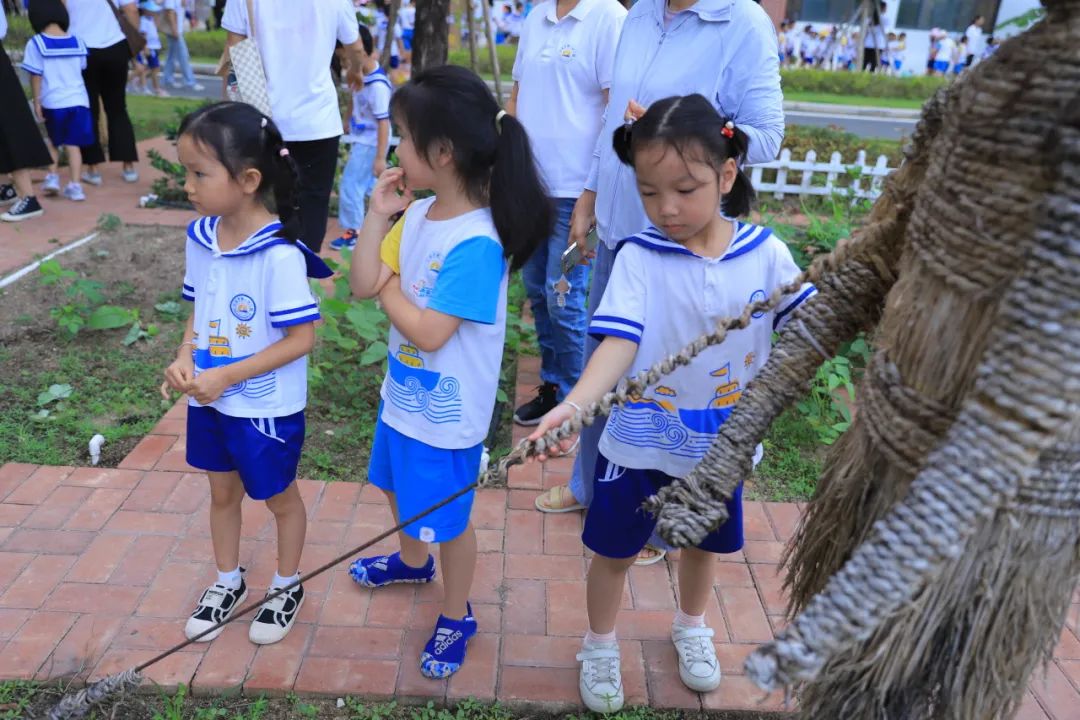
[223,0,364,253]
[535,0,784,564]
[66,0,141,184]
[161,0,203,90]
[506,0,625,451]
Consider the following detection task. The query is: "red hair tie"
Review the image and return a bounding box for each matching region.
[721,121,736,139]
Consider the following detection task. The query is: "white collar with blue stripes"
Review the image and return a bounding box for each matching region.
[33,33,87,57]
[618,221,773,262]
[187,216,333,278]
[364,66,391,86]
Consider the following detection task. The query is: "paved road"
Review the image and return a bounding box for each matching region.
[170,74,917,140]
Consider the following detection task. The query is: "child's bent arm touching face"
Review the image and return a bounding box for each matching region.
[378,280,463,353]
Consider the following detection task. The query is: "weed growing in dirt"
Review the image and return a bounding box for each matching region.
[98,213,123,232]
[0,680,36,720]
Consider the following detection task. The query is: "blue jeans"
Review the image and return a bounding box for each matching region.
[567,240,615,507]
[521,197,588,401]
[567,242,672,551]
[338,143,378,231]
[162,33,196,87]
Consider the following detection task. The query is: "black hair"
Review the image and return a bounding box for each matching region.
[612,94,755,218]
[178,102,303,243]
[358,24,374,55]
[390,64,552,272]
[28,0,69,33]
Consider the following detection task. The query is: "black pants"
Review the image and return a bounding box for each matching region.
[286,136,340,253]
[863,47,880,72]
[0,38,52,174]
[81,40,138,166]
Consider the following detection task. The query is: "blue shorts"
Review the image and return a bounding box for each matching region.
[42,106,94,148]
[389,55,400,69]
[186,405,305,500]
[402,28,413,50]
[933,59,950,73]
[368,416,481,543]
[136,49,160,69]
[583,453,744,559]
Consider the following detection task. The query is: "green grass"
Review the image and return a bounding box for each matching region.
[784,91,924,110]
[126,96,204,142]
[751,408,825,502]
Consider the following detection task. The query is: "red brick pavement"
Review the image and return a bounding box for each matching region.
[0,360,1077,715]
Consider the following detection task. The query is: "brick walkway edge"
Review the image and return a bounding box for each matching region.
[0,358,1076,717]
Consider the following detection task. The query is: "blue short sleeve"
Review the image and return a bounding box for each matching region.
[427,236,506,325]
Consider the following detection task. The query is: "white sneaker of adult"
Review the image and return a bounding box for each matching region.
[576,643,624,714]
[81,171,103,186]
[122,168,139,183]
[671,625,722,692]
[63,182,86,202]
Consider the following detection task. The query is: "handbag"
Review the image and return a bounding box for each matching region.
[103,0,147,58]
[224,0,273,117]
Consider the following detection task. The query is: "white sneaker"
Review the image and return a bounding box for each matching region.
[249,583,305,645]
[42,173,61,196]
[671,625,721,692]
[576,643,624,714]
[63,182,86,202]
[81,171,103,186]
[122,168,139,183]
[184,577,248,642]
[187,82,205,91]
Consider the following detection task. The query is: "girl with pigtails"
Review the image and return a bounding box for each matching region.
[161,102,333,647]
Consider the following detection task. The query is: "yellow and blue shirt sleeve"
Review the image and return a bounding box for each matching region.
[380,216,405,274]
[427,236,506,325]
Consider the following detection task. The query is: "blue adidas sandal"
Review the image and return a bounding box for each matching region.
[420,604,478,678]
[349,552,435,588]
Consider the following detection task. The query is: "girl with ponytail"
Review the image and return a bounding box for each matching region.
[162,102,332,648]
[525,94,816,713]
[348,64,552,680]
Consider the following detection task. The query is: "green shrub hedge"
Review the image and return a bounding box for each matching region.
[181,29,228,61]
[781,68,946,100]
[447,44,518,77]
[783,125,903,166]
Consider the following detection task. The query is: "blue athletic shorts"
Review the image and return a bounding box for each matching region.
[186,405,305,500]
[582,453,744,559]
[42,106,94,148]
[402,28,413,50]
[367,416,481,543]
[136,49,160,69]
[933,59,950,74]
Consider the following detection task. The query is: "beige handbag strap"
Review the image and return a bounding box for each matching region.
[244,0,258,42]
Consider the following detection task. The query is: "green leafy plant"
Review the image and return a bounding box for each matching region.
[97,213,122,232]
[148,148,192,206]
[152,682,188,720]
[37,259,137,339]
[347,699,398,720]
[0,680,37,720]
[797,354,854,446]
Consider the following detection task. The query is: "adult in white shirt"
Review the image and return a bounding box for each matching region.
[863,0,889,72]
[65,0,141,184]
[161,0,202,90]
[0,5,55,222]
[964,14,986,68]
[505,0,625,439]
[223,0,365,252]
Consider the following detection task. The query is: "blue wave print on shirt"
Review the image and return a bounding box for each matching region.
[607,400,732,460]
[385,348,463,424]
[193,349,277,401]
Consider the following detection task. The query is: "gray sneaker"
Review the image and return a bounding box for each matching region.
[63,182,86,202]
[42,173,61,196]
[81,171,103,186]
[122,168,139,183]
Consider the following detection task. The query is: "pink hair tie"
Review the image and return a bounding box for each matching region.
[279,148,290,158]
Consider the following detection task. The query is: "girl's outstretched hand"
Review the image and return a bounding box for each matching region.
[525,402,579,463]
[369,167,412,218]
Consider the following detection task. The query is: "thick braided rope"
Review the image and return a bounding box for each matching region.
[45,669,142,720]
[481,238,866,486]
[743,162,1080,692]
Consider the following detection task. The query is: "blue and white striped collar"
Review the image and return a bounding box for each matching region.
[33,33,87,57]
[364,66,391,86]
[187,216,333,278]
[618,221,773,262]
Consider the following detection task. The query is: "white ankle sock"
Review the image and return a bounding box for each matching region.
[584,629,618,647]
[673,609,706,628]
[272,571,300,589]
[217,567,242,589]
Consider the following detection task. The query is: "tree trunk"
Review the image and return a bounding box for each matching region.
[463,0,478,73]
[479,0,502,104]
[412,0,452,75]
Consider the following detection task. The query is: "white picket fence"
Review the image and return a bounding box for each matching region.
[749,149,896,200]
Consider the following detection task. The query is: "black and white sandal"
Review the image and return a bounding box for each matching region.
[249,583,305,645]
[184,575,248,642]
